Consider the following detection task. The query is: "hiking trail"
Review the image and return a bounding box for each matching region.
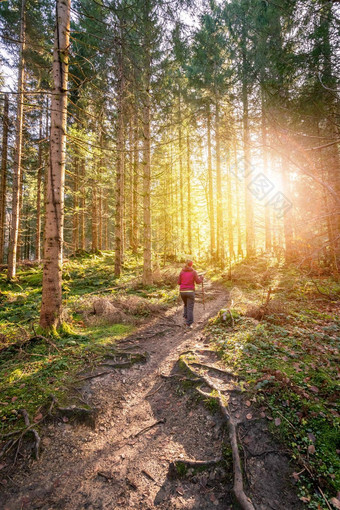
[1,283,303,510]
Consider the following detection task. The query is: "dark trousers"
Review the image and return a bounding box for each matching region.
[180,291,195,325]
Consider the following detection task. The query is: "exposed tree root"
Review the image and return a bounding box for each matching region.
[101,361,138,369]
[134,328,173,340]
[180,354,255,510]
[101,350,148,369]
[77,371,112,381]
[168,457,224,479]
[111,419,165,451]
[0,409,41,462]
[190,361,241,379]
[160,373,201,383]
[0,333,59,356]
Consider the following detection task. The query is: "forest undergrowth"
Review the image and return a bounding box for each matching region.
[0,252,339,510]
[0,251,181,436]
[208,256,340,509]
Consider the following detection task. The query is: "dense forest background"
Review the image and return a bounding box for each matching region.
[0,0,339,318]
[0,2,340,508]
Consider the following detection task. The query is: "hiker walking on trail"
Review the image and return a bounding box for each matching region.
[178,260,204,328]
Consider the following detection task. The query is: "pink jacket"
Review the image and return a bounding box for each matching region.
[178,268,203,291]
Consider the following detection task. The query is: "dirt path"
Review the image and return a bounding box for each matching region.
[1,284,303,509]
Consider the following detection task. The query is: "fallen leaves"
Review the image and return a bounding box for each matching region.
[34,412,43,422]
[330,497,340,509]
[274,417,281,426]
[307,444,315,455]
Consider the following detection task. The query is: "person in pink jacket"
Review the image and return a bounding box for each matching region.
[178,260,203,328]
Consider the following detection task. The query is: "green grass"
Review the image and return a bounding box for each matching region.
[208,258,340,509]
[0,322,134,434]
[0,250,179,435]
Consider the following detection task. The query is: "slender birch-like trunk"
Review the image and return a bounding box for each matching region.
[178,91,184,252]
[40,0,70,329]
[261,96,271,252]
[7,0,26,279]
[142,0,152,285]
[0,94,9,262]
[35,113,43,261]
[207,104,215,258]
[80,157,86,250]
[91,183,98,252]
[186,130,192,254]
[233,140,243,259]
[114,42,125,276]
[215,98,224,262]
[131,106,139,254]
[241,19,255,258]
[72,156,79,253]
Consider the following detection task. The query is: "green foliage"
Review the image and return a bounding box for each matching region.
[208,261,340,508]
[0,251,180,434]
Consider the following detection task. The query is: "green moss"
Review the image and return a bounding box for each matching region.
[209,260,340,507]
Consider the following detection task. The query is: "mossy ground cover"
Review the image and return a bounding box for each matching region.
[0,251,179,436]
[208,257,340,509]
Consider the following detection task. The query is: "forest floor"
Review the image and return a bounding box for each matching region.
[0,254,339,509]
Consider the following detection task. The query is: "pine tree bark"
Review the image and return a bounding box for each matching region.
[227,158,234,261]
[40,0,70,330]
[281,158,294,260]
[80,157,86,251]
[104,193,109,250]
[215,99,224,262]
[178,91,184,252]
[241,18,255,258]
[233,140,243,259]
[186,130,192,254]
[207,104,215,258]
[131,106,139,254]
[72,155,79,253]
[142,1,152,285]
[42,96,50,261]
[35,112,43,261]
[91,182,98,252]
[0,93,9,262]
[261,95,271,252]
[114,44,125,276]
[7,0,26,279]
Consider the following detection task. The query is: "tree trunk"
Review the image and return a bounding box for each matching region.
[233,140,243,259]
[207,104,215,258]
[142,2,152,285]
[104,193,109,250]
[281,158,294,260]
[261,95,271,252]
[42,96,50,261]
[80,157,86,250]
[114,44,125,276]
[40,0,70,330]
[7,0,26,279]
[91,181,98,252]
[0,93,9,262]
[131,106,139,254]
[215,99,224,263]
[35,112,43,261]
[178,91,184,253]
[227,156,234,261]
[72,155,79,253]
[241,20,255,258]
[186,130,192,254]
